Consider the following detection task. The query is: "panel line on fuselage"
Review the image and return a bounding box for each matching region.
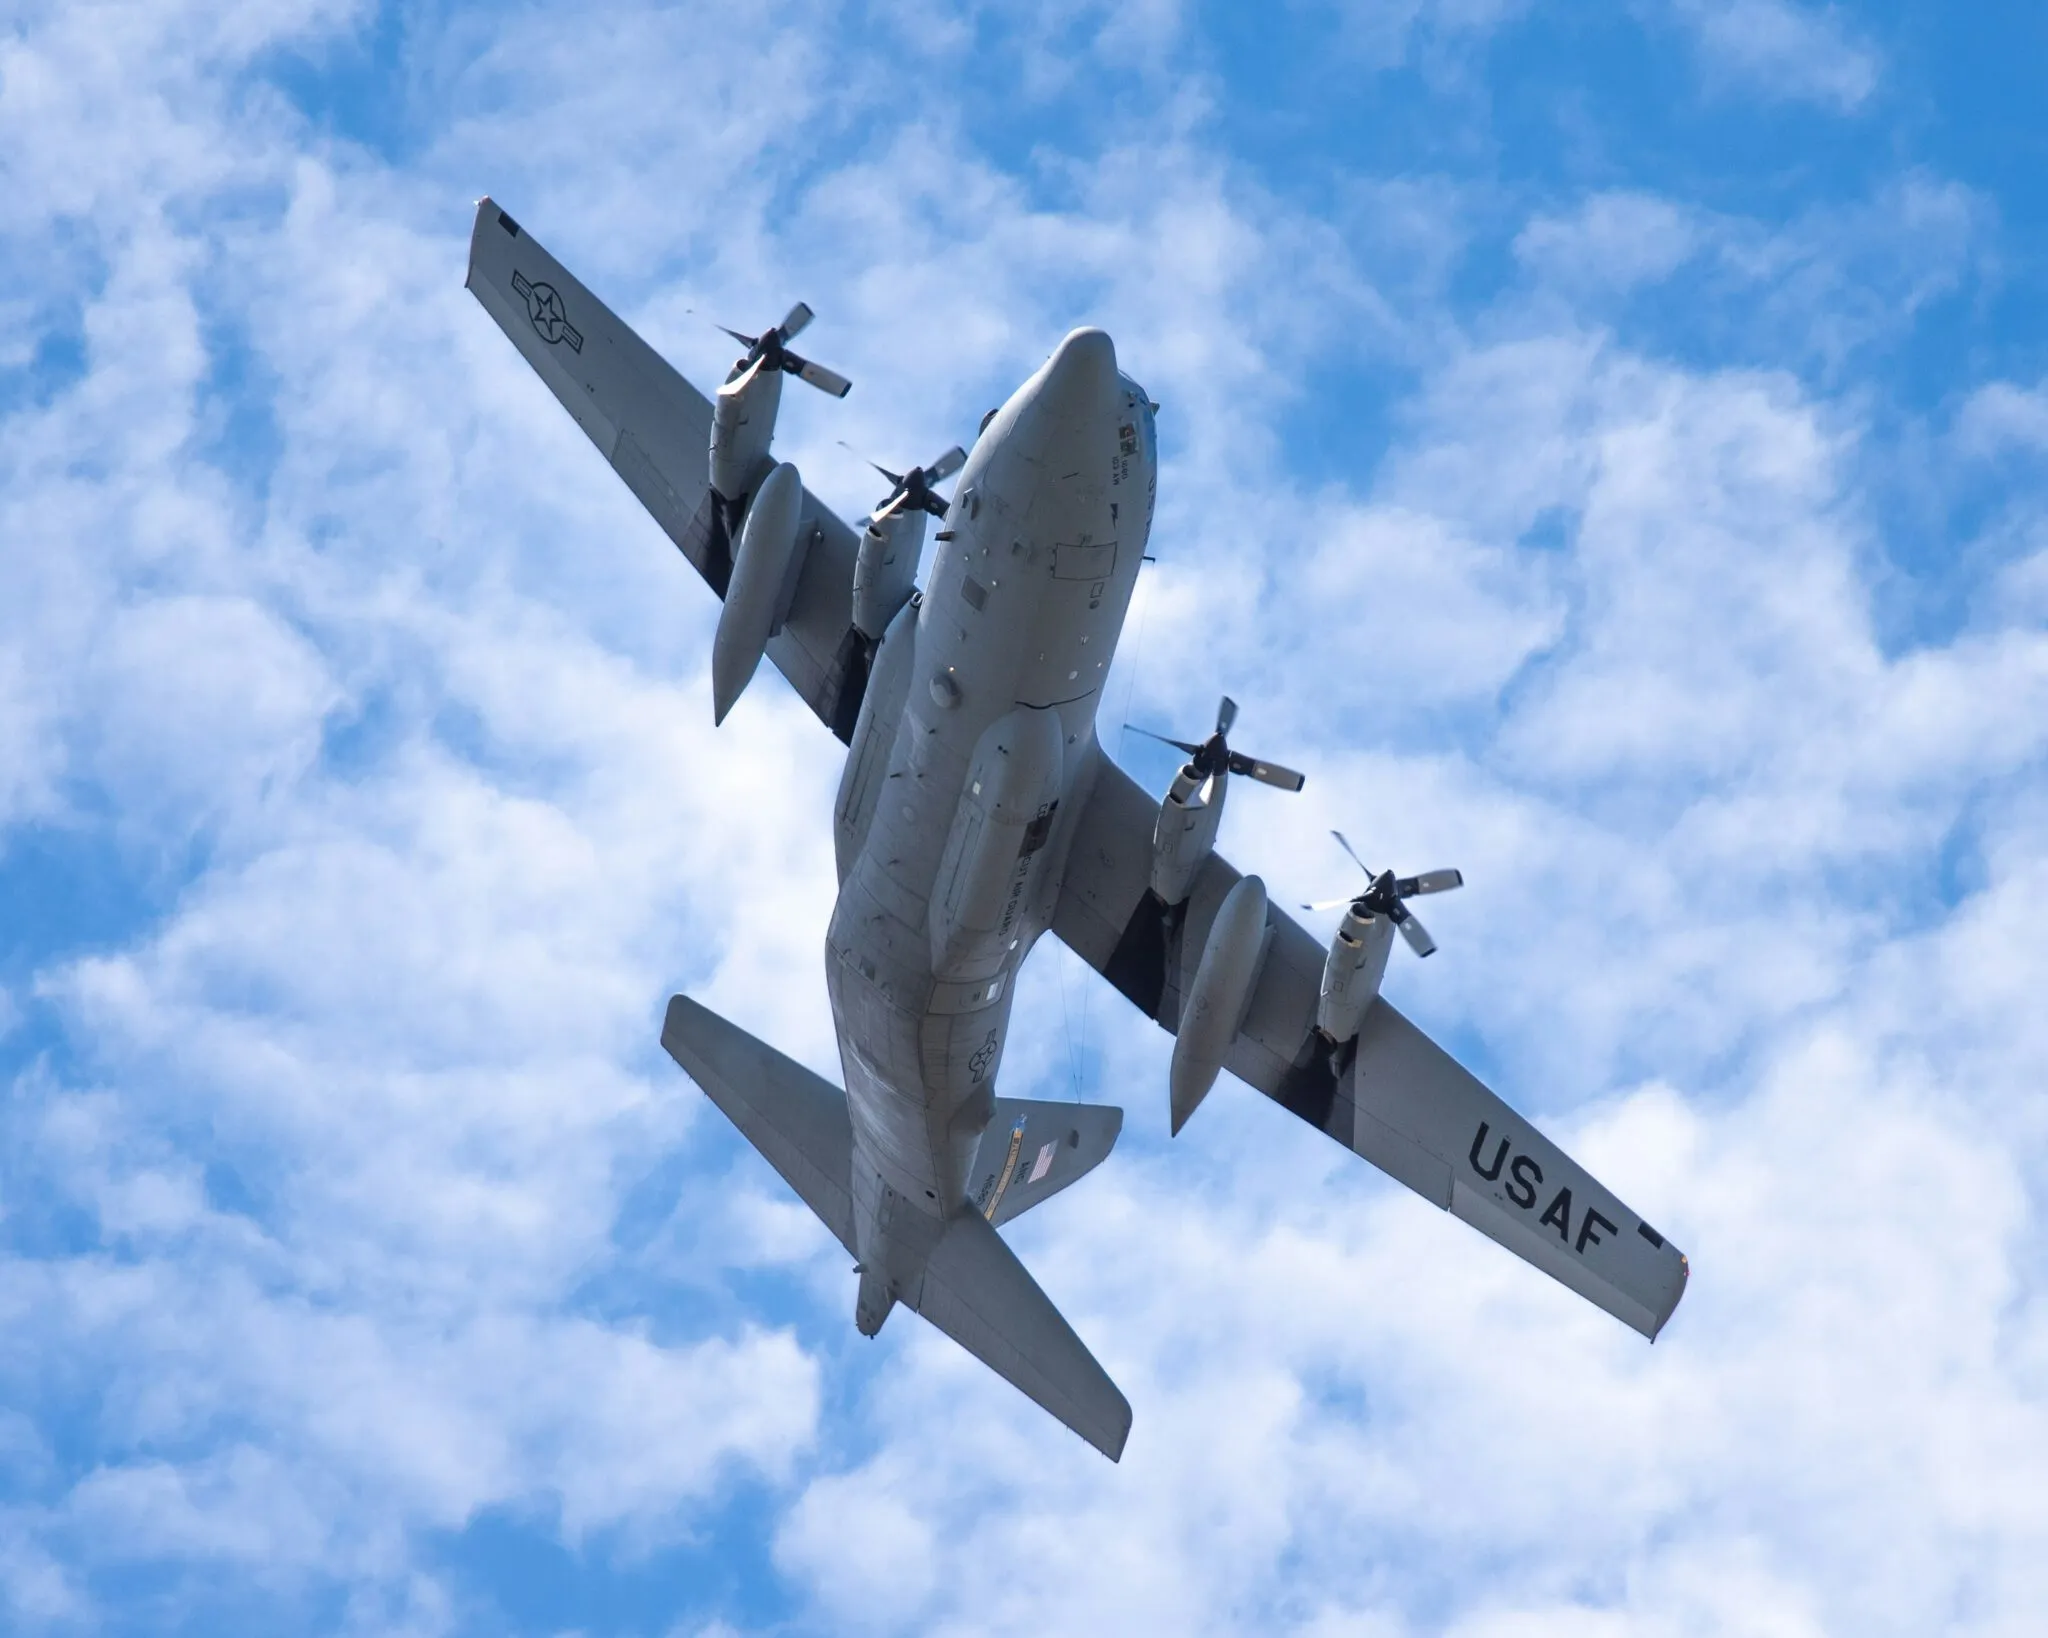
[823,329,1157,1253]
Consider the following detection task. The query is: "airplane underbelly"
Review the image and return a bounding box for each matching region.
[823,368,1153,1213]
[826,928,1016,1208]
[825,703,1070,1209]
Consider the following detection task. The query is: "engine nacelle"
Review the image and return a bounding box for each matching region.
[1316,905,1395,1045]
[833,597,918,878]
[851,508,927,641]
[929,706,1065,981]
[711,460,809,723]
[1150,764,1226,905]
[1169,874,1271,1134]
[709,363,783,503]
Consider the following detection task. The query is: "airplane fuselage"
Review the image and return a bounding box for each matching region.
[824,329,1157,1328]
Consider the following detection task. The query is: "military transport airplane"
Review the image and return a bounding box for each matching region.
[465,199,1688,1462]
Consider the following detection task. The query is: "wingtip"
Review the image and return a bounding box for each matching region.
[658,993,705,1066]
[1647,1250,1691,1342]
[1083,1393,1134,1462]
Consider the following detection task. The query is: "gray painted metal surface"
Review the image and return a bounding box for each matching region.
[468,198,1688,1461]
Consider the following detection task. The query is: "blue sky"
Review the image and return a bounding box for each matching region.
[5,1,2048,1633]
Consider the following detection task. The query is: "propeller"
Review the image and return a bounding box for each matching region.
[718,301,852,399]
[1302,830,1462,958]
[1128,695,1306,793]
[862,444,967,523]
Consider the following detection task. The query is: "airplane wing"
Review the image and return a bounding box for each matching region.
[465,198,871,740]
[1050,751,1689,1340]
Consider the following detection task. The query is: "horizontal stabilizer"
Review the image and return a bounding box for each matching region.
[911,1207,1132,1461]
[971,1098,1123,1227]
[660,994,855,1254]
[661,994,1130,1458]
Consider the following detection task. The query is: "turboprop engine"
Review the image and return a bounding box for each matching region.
[851,445,965,641]
[929,706,1064,981]
[711,460,811,723]
[1315,905,1396,1047]
[1301,830,1464,1046]
[1169,874,1272,1134]
[1131,696,1305,905]
[708,302,850,505]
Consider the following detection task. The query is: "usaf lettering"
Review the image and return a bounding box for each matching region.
[1468,1121,1617,1255]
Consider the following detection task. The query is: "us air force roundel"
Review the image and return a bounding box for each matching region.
[510,270,583,353]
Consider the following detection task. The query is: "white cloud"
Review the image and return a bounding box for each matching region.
[5,0,2048,1633]
[1668,0,1881,111]
[773,1466,938,1630]
[1320,0,1533,70]
[1955,380,2048,461]
[78,595,338,838]
[1515,193,1705,293]
[1499,174,1987,382]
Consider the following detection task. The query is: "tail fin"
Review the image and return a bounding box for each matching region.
[972,1098,1123,1226]
[660,994,1131,1460]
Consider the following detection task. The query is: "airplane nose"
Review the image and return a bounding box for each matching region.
[1049,325,1116,379]
[1027,326,1120,424]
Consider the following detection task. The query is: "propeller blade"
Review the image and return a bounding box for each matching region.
[870,489,911,526]
[1394,868,1464,898]
[1331,830,1373,878]
[1216,695,1239,737]
[924,445,968,483]
[1226,752,1305,792]
[919,491,949,519]
[717,324,758,348]
[1129,726,1205,757]
[1396,914,1437,958]
[717,351,768,398]
[778,300,814,341]
[787,354,852,397]
[1302,896,1360,912]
